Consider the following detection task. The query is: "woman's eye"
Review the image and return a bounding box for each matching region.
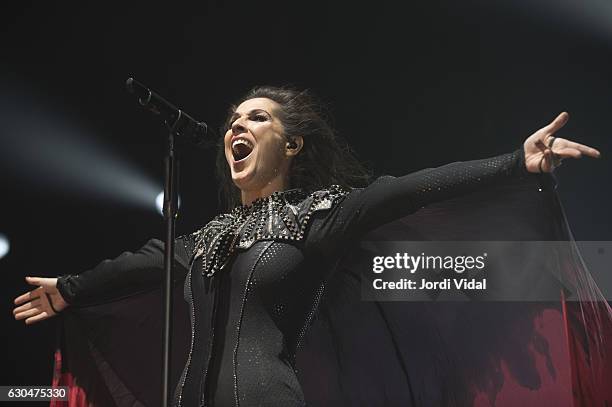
[253,115,268,122]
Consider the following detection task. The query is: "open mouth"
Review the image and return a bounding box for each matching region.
[231,138,254,162]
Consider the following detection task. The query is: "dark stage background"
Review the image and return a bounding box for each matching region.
[1,0,611,400]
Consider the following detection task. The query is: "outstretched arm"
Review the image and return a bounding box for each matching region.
[13,236,194,324]
[315,112,600,245]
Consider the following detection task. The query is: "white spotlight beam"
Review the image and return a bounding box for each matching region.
[0,84,161,210]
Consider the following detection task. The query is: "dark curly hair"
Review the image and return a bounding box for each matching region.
[216,86,371,210]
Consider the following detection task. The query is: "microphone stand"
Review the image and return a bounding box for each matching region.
[126,78,209,407]
[161,124,179,407]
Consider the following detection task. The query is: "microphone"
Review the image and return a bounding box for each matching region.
[126,77,213,147]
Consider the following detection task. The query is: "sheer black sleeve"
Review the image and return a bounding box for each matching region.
[56,236,194,307]
[310,149,531,253]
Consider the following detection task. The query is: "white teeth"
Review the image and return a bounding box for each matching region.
[231,138,254,161]
[232,139,253,150]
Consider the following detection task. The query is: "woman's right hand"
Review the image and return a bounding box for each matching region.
[13,277,68,325]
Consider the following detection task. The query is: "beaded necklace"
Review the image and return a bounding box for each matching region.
[192,185,349,277]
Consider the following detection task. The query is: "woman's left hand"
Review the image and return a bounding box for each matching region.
[523,112,601,173]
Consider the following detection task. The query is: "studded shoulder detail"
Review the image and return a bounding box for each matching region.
[191,185,350,277]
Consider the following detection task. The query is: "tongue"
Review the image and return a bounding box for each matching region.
[234,143,253,161]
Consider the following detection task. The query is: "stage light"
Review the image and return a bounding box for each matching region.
[485,0,612,41]
[0,82,161,211]
[0,233,9,259]
[156,191,182,216]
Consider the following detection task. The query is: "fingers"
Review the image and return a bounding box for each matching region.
[13,284,44,305]
[564,141,601,158]
[14,290,39,305]
[25,276,49,287]
[13,298,41,315]
[14,289,56,323]
[551,138,601,159]
[542,150,554,172]
[534,139,548,153]
[544,112,569,134]
[25,312,51,325]
[553,147,582,159]
[543,114,600,158]
[525,112,601,172]
[14,277,65,324]
[15,306,42,321]
[25,276,40,285]
[15,277,56,304]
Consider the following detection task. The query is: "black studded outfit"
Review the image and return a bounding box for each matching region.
[57,150,530,407]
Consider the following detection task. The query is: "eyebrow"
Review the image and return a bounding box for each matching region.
[229,108,271,123]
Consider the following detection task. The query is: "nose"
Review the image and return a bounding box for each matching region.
[231,116,247,134]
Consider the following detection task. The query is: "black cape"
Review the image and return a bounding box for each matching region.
[50,175,612,407]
